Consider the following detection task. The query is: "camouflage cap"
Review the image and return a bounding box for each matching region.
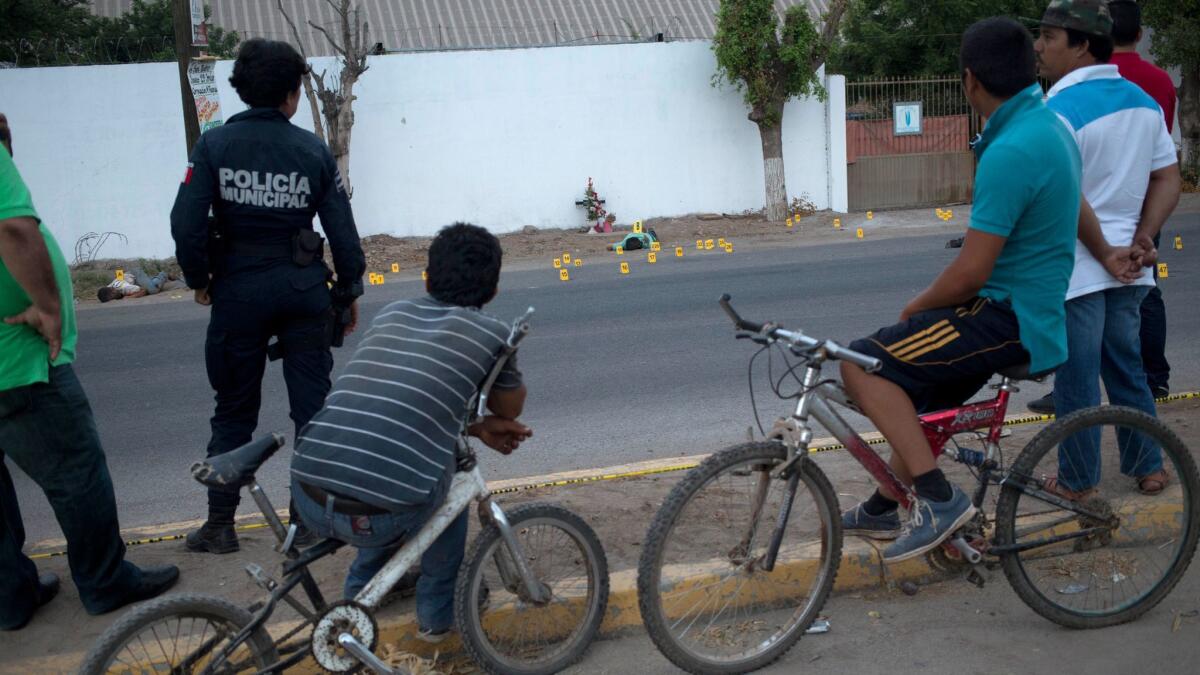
[1040,0,1113,36]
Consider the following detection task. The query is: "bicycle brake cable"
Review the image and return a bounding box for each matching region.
[747,344,769,437]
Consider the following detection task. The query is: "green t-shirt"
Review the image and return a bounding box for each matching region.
[0,149,77,391]
[970,83,1080,374]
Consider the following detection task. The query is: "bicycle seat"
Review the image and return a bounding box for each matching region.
[191,433,286,490]
[997,362,1056,382]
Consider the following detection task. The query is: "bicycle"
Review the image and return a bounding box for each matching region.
[81,308,610,675]
[636,295,1200,674]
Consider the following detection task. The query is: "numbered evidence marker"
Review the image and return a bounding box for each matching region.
[615,246,624,255]
[115,269,125,281]
[786,217,794,228]
[718,237,726,247]
[422,270,428,281]
[563,252,572,264]
[856,227,864,239]
[651,241,661,252]
[867,211,874,220]
[633,220,643,234]
[574,258,582,267]
[648,252,657,264]
[696,239,704,250]
[704,239,715,250]
[833,218,841,229]
[391,263,400,273]
[620,261,630,275]
[1175,236,1183,250]
[1158,262,1169,278]
[553,258,562,268]
[724,242,734,253]
[559,268,570,281]
[675,246,684,257]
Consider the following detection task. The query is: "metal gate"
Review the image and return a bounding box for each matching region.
[845,77,982,211]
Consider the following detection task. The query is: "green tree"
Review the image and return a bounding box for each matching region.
[1142,0,1199,181]
[831,0,1045,78]
[712,0,848,222]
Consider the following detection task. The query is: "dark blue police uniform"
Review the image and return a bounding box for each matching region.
[170,108,365,545]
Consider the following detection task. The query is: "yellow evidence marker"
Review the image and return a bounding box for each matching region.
[867,211,874,220]
[563,252,572,264]
[559,269,570,281]
[833,218,841,229]
[1158,262,1169,278]
[696,239,703,250]
[724,243,734,253]
[651,241,661,252]
[377,274,385,284]
[786,217,793,227]
[648,252,657,264]
[620,262,630,275]
[553,258,562,268]
[421,270,428,281]
[115,269,125,281]
[856,227,864,239]
[705,239,714,250]
[718,237,726,247]
[574,258,582,267]
[633,220,643,234]
[391,263,399,273]
[1175,236,1183,250]
[615,246,624,255]
[675,246,684,257]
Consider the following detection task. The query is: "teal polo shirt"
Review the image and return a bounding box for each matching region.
[970,83,1080,374]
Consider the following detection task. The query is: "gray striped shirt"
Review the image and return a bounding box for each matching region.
[291,297,522,509]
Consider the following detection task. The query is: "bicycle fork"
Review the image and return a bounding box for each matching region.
[479,498,551,604]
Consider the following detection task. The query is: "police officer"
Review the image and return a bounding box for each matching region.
[171,39,365,554]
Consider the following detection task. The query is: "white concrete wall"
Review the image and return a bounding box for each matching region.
[0,42,838,259]
[825,74,848,213]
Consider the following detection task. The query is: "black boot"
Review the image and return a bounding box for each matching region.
[185,521,239,554]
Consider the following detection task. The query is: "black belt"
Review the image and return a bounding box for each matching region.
[227,240,292,258]
[299,482,389,516]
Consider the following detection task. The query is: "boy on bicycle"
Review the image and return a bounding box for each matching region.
[290,222,531,641]
[838,17,1115,562]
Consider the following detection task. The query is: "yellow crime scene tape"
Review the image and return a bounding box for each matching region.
[29,391,1200,560]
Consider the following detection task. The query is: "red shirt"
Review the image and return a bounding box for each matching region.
[1110,51,1177,133]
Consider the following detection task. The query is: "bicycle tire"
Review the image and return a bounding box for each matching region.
[637,442,842,675]
[78,592,280,675]
[994,405,1200,629]
[455,502,609,675]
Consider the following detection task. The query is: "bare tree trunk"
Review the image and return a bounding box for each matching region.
[1180,67,1199,180]
[302,75,325,143]
[758,121,787,222]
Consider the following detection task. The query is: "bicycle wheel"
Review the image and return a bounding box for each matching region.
[78,593,280,674]
[455,502,609,675]
[637,442,841,674]
[994,406,1200,629]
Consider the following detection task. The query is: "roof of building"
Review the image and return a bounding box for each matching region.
[90,1,829,57]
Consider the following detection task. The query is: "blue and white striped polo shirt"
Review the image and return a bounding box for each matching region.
[291,297,522,510]
[1045,64,1178,301]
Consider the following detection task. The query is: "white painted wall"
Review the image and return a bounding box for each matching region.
[0,42,840,259]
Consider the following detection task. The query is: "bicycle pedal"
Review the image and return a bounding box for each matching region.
[244,563,278,592]
[966,568,986,589]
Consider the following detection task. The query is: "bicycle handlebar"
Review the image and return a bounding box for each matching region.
[719,294,882,373]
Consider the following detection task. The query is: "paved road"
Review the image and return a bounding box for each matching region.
[13,212,1200,543]
[566,560,1200,674]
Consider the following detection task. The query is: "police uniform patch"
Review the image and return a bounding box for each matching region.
[183,162,194,184]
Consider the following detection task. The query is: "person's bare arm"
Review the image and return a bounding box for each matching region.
[1131,163,1182,267]
[1077,197,1139,283]
[487,385,527,420]
[900,228,1005,320]
[0,216,62,359]
[0,113,11,156]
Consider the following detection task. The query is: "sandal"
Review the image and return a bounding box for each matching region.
[1137,469,1170,496]
[1042,476,1098,502]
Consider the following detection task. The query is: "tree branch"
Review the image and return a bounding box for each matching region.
[308,20,348,58]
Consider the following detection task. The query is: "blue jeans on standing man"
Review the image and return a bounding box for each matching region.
[290,478,467,633]
[1053,285,1161,491]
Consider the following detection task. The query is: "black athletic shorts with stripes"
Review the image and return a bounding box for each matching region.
[848,297,1030,414]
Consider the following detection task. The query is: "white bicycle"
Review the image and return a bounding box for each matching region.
[81,308,610,675]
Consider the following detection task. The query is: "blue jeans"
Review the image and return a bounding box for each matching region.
[0,365,142,627]
[1053,286,1160,491]
[290,479,467,633]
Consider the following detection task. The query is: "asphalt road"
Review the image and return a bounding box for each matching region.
[12,212,1200,544]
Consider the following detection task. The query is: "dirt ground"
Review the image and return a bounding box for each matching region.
[4,398,1197,672]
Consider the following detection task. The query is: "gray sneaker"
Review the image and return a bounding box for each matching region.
[883,486,976,563]
[841,503,902,540]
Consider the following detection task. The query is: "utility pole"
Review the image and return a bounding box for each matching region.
[172,0,201,154]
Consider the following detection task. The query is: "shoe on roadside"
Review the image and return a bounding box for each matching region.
[89,565,180,616]
[841,503,902,540]
[1027,393,1054,415]
[883,486,977,563]
[185,521,239,554]
[1,573,60,631]
[1151,385,1169,400]
[417,627,453,644]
